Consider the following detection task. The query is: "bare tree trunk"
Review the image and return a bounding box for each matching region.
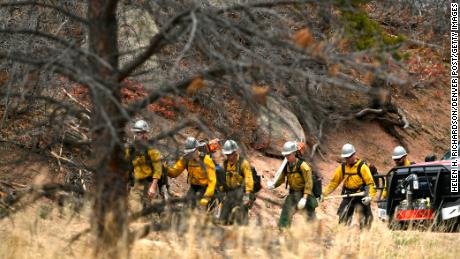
[87,0,128,257]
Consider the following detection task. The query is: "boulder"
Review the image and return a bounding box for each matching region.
[254,97,305,156]
[118,8,159,72]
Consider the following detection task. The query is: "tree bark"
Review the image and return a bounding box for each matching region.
[87,0,129,257]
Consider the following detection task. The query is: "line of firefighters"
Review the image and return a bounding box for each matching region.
[127,120,413,229]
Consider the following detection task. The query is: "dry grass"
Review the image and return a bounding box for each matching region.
[0,200,459,259]
[0,203,93,258]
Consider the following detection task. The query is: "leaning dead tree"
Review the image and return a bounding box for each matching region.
[0,0,448,256]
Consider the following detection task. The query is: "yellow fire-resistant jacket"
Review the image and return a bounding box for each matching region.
[222,155,254,193]
[274,158,313,195]
[125,147,162,180]
[323,159,376,198]
[381,159,413,199]
[167,155,216,198]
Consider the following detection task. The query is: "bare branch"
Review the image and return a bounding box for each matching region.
[397,107,410,128]
[0,1,88,25]
[117,9,192,81]
[0,29,77,50]
[218,0,316,13]
[355,108,384,118]
[126,64,254,114]
[62,87,91,114]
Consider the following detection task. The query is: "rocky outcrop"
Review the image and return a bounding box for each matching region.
[254,97,305,156]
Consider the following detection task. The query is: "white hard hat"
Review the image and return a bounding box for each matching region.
[392,146,407,160]
[281,141,297,156]
[132,120,149,133]
[184,137,199,155]
[222,140,238,155]
[341,143,356,158]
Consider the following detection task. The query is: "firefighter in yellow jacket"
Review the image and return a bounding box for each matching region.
[218,140,254,225]
[166,137,216,208]
[272,141,317,228]
[322,143,376,229]
[392,146,414,167]
[381,146,415,199]
[126,120,163,211]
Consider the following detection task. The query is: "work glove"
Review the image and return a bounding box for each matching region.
[297,197,307,210]
[199,197,210,207]
[267,180,275,190]
[243,194,251,206]
[361,196,372,206]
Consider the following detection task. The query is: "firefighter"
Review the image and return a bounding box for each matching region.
[381,146,415,199]
[126,119,163,211]
[165,137,216,208]
[392,146,414,167]
[218,140,254,225]
[272,141,317,228]
[322,143,376,229]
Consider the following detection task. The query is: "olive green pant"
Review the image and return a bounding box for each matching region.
[219,188,249,225]
[337,197,373,229]
[185,185,206,208]
[136,178,153,212]
[279,191,317,228]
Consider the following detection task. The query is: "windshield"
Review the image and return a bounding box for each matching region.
[441,149,451,160]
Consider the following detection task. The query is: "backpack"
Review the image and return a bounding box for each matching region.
[222,157,262,193]
[341,160,377,190]
[215,164,226,190]
[368,163,379,183]
[284,158,322,198]
[128,146,168,189]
